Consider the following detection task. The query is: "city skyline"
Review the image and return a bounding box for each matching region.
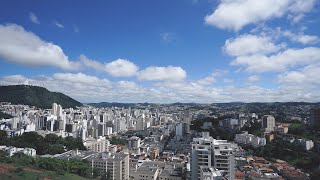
[1,0,320,103]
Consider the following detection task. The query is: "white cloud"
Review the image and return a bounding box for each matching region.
[2,72,320,103]
[79,55,104,71]
[224,34,282,56]
[54,21,64,28]
[205,0,316,31]
[283,30,319,45]
[53,73,110,86]
[0,24,80,70]
[278,63,320,86]
[138,66,187,81]
[1,75,29,85]
[29,12,39,24]
[197,74,216,85]
[105,59,139,77]
[197,70,227,85]
[231,47,320,73]
[287,0,316,15]
[247,75,260,83]
[80,55,139,77]
[80,56,187,81]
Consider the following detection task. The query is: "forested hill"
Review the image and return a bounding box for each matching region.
[0,85,82,109]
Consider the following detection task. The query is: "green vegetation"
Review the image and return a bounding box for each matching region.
[252,139,320,174]
[0,111,13,119]
[240,121,262,136]
[0,85,82,109]
[190,117,236,141]
[0,131,86,155]
[7,170,90,180]
[0,152,97,179]
[288,123,305,135]
[286,122,320,141]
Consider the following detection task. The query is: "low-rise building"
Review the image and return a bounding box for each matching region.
[55,150,129,180]
[0,146,36,157]
[235,131,266,148]
[83,136,110,152]
[200,166,223,180]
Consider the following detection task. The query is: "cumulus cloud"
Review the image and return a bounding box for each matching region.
[1,72,320,103]
[278,63,320,86]
[197,74,216,85]
[79,55,105,71]
[79,55,139,77]
[283,30,319,45]
[231,47,320,72]
[138,66,187,81]
[0,74,164,103]
[80,55,185,81]
[0,24,80,70]
[205,0,316,31]
[105,59,139,77]
[224,34,282,56]
[197,70,227,85]
[287,0,316,23]
[1,75,29,85]
[247,75,260,83]
[29,12,39,24]
[53,73,110,86]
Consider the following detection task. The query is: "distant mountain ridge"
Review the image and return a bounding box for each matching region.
[0,85,82,109]
[88,101,320,108]
[88,102,140,108]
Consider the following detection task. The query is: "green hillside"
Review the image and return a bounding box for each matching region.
[0,85,82,109]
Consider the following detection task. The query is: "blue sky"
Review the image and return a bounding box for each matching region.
[0,0,320,103]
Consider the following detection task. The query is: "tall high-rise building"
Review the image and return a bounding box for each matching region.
[136,117,145,130]
[52,102,58,116]
[262,115,275,132]
[191,132,234,180]
[57,104,63,117]
[52,102,63,118]
[311,109,320,130]
[175,122,184,141]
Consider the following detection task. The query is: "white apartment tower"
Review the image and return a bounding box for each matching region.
[52,102,58,116]
[52,102,63,118]
[191,132,234,180]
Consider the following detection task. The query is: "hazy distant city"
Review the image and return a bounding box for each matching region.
[1,0,320,180]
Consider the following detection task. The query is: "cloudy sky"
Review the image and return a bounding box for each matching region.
[0,0,319,103]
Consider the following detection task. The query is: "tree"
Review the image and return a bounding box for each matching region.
[45,134,60,144]
[288,123,305,135]
[0,130,7,143]
[47,144,65,155]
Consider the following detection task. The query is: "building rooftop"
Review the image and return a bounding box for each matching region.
[55,150,128,162]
